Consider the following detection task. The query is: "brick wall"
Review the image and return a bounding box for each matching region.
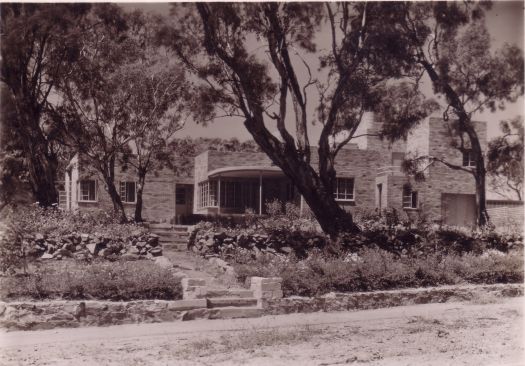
[207,151,273,172]
[487,206,524,232]
[74,156,176,223]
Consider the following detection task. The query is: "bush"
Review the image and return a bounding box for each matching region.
[0,260,183,301]
[232,247,524,297]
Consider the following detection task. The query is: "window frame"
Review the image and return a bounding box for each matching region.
[462,150,476,167]
[198,180,217,208]
[402,186,418,209]
[119,181,137,204]
[334,177,355,202]
[78,180,98,203]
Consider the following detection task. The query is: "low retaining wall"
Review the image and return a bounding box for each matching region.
[0,299,208,331]
[1,281,522,331]
[262,283,524,315]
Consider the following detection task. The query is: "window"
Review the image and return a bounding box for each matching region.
[334,177,355,201]
[462,150,476,167]
[198,180,217,208]
[402,186,418,209]
[176,187,186,205]
[120,181,136,203]
[79,180,97,202]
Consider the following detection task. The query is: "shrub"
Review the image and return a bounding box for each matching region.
[0,260,183,301]
[231,247,523,297]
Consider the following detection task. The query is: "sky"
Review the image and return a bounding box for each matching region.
[121,1,524,143]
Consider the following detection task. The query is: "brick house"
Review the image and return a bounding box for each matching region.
[64,115,510,227]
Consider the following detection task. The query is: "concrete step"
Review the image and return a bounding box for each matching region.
[208,307,264,320]
[205,289,254,298]
[206,297,258,308]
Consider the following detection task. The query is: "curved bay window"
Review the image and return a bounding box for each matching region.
[198,180,217,208]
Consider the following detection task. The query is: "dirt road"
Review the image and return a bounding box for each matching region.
[1,297,523,366]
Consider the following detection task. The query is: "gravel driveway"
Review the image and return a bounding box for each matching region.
[1,297,523,366]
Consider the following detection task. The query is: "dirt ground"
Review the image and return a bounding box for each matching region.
[0,297,523,366]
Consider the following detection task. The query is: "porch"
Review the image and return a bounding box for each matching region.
[194,166,299,215]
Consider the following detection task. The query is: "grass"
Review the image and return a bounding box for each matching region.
[0,259,183,301]
[176,325,323,358]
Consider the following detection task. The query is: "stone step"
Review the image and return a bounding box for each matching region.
[206,297,258,308]
[205,289,254,298]
[208,307,264,320]
[159,237,188,244]
[162,243,188,251]
[154,231,190,237]
[150,228,190,235]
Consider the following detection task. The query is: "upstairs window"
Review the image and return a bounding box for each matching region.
[120,181,136,203]
[334,177,355,201]
[402,186,418,209]
[79,180,97,202]
[462,150,476,167]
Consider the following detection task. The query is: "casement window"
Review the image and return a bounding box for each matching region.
[119,181,136,203]
[176,187,186,205]
[402,186,418,209]
[198,180,217,208]
[334,177,355,201]
[462,150,476,167]
[78,180,97,202]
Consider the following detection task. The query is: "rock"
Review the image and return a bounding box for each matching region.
[80,233,90,241]
[56,248,73,258]
[40,253,53,259]
[129,246,140,255]
[149,248,162,257]
[121,253,140,261]
[279,246,293,254]
[35,233,45,241]
[86,243,97,255]
[154,256,172,269]
[98,249,107,257]
[136,241,147,248]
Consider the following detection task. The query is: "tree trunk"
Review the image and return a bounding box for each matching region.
[104,176,128,223]
[27,151,59,207]
[300,185,358,237]
[474,160,490,227]
[134,174,146,222]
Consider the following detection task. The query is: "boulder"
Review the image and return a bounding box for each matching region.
[279,246,293,254]
[56,248,73,258]
[136,241,147,248]
[121,253,140,261]
[40,253,53,259]
[86,243,97,255]
[149,248,162,257]
[154,256,172,269]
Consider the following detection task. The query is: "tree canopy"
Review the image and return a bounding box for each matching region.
[161,2,435,235]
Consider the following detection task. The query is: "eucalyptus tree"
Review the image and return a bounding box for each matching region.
[162,3,435,236]
[487,116,523,201]
[396,2,524,226]
[0,3,91,206]
[57,5,143,222]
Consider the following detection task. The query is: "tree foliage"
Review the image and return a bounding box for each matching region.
[162,3,434,236]
[487,116,524,200]
[0,3,92,206]
[395,2,524,226]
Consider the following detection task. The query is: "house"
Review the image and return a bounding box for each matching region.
[62,115,522,229]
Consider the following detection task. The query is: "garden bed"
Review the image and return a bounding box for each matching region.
[0,259,183,302]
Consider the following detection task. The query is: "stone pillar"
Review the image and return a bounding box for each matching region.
[181,278,207,299]
[250,276,283,308]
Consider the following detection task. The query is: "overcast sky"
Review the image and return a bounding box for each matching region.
[121,1,524,142]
